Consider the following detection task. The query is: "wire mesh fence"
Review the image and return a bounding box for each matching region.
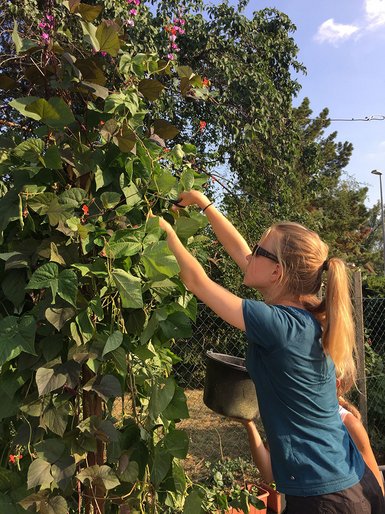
[174,296,385,470]
[362,297,385,462]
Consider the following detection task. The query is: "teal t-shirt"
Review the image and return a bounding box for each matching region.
[243,300,365,496]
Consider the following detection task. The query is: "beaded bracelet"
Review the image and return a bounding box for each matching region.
[202,202,214,213]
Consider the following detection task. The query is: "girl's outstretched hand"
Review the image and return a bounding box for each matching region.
[148,212,174,235]
[172,190,209,210]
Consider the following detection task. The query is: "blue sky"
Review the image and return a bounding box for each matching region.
[234,0,385,206]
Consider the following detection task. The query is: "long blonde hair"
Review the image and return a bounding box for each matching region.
[261,222,356,375]
[336,364,361,420]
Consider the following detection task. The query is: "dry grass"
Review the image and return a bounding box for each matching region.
[179,389,264,479]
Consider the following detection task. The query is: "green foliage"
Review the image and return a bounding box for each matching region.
[0,1,218,512]
[184,458,265,513]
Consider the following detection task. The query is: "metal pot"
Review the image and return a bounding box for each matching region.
[203,351,259,420]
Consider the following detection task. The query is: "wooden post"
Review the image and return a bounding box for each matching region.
[353,270,368,429]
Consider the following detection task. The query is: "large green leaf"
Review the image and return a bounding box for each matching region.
[0,315,36,366]
[163,430,189,458]
[102,331,123,357]
[83,375,122,401]
[141,242,179,280]
[149,377,175,420]
[27,262,59,301]
[96,21,120,56]
[27,193,56,215]
[163,385,189,420]
[139,79,165,101]
[34,439,66,464]
[183,488,205,514]
[45,307,76,330]
[41,405,68,436]
[112,269,143,308]
[100,191,121,209]
[106,231,142,259]
[13,139,45,163]
[57,269,78,307]
[27,459,53,489]
[0,469,22,493]
[27,262,59,287]
[77,3,103,21]
[25,98,76,128]
[1,269,26,307]
[36,367,67,396]
[77,465,120,490]
[153,119,179,140]
[9,97,40,120]
[150,448,171,488]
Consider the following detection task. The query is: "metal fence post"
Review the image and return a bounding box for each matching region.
[353,270,368,429]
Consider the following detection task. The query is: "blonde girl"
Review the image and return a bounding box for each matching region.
[154,189,385,513]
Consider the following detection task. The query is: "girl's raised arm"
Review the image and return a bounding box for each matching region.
[173,190,251,272]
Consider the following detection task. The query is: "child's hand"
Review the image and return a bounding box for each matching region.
[148,212,174,235]
[172,190,209,211]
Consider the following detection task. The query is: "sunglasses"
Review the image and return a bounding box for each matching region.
[251,244,279,263]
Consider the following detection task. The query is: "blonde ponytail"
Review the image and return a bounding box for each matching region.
[323,258,356,378]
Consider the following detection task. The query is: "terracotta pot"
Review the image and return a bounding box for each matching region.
[203,351,259,420]
[259,483,283,513]
[225,485,269,514]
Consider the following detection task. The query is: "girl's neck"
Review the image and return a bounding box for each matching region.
[264,292,305,309]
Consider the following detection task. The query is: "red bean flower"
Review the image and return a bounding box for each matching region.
[199,120,207,132]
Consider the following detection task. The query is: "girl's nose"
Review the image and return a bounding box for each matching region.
[246,254,252,262]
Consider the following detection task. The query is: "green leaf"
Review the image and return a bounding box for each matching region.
[57,269,78,307]
[27,459,53,489]
[106,231,142,259]
[25,98,76,128]
[175,217,201,239]
[180,168,194,191]
[45,307,76,330]
[1,269,26,307]
[34,439,66,464]
[141,241,179,280]
[163,430,189,458]
[9,97,40,120]
[14,139,45,163]
[42,145,62,169]
[96,21,120,57]
[151,448,171,487]
[36,366,67,396]
[27,262,59,300]
[153,119,179,140]
[138,79,165,101]
[183,489,205,514]
[177,66,195,80]
[77,3,103,22]
[27,193,56,215]
[113,124,136,153]
[112,269,143,309]
[60,188,87,207]
[100,191,121,209]
[102,331,123,357]
[163,385,189,420]
[149,377,175,419]
[41,405,68,436]
[0,315,36,366]
[0,469,22,493]
[12,20,38,54]
[77,465,120,490]
[83,375,122,401]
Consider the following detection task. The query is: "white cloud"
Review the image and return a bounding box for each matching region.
[365,0,385,28]
[315,18,359,45]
